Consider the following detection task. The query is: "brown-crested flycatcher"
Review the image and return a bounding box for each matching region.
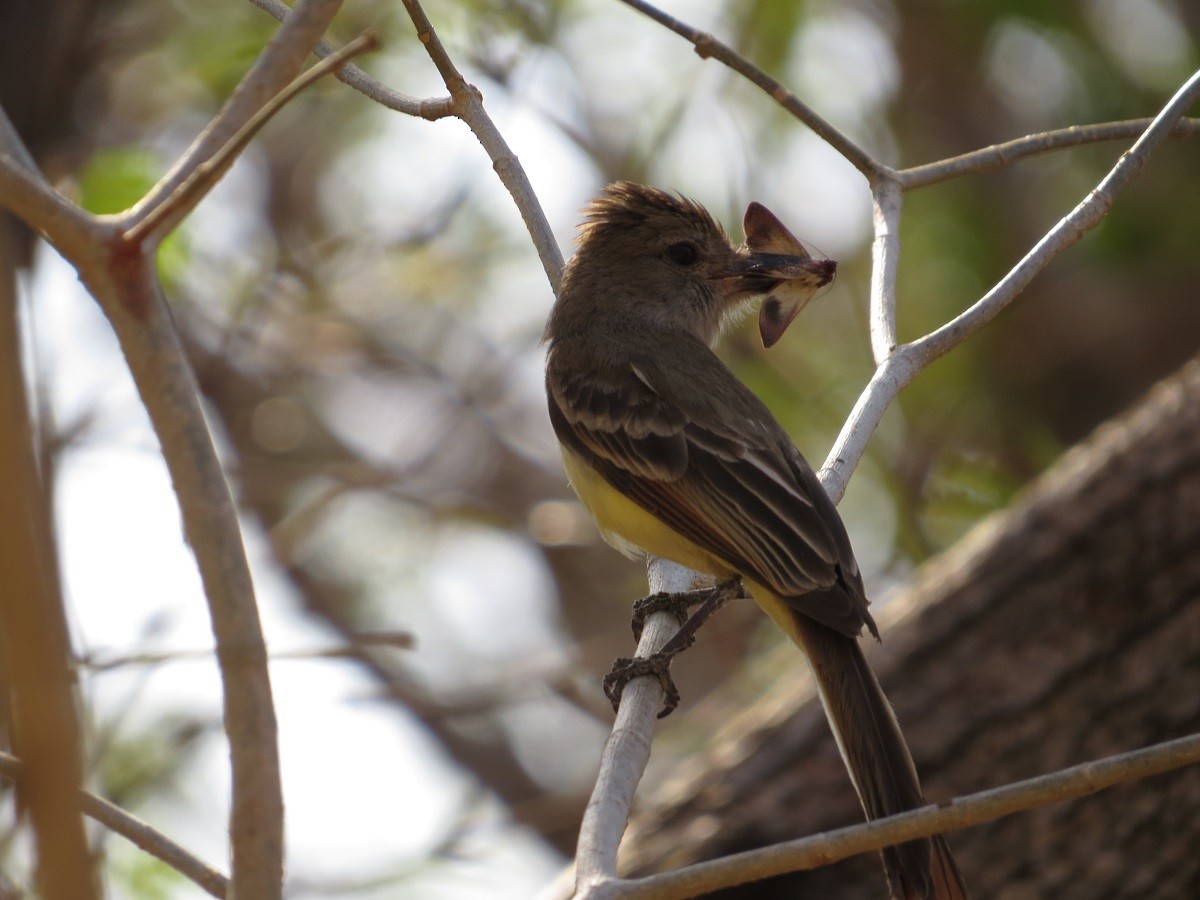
[544,182,966,899]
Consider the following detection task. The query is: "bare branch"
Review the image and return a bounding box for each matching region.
[615,0,885,181]
[399,0,565,288]
[900,117,1200,190]
[125,30,380,245]
[78,632,416,674]
[78,254,285,898]
[246,0,454,119]
[0,752,229,899]
[0,149,100,262]
[867,177,902,365]
[615,731,1200,898]
[574,559,707,899]
[820,68,1200,498]
[910,69,1200,364]
[127,0,347,236]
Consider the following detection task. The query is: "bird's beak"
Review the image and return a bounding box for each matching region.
[737,201,837,349]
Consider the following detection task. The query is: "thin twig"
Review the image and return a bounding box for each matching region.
[615,731,1200,898]
[400,0,565,288]
[246,0,454,119]
[125,31,380,246]
[126,0,347,238]
[900,117,1200,190]
[77,632,416,674]
[615,0,885,181]
[0,751,229,899]
[912,70,1200,363]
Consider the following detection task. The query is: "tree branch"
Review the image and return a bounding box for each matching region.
[0,212,97,900]
[614,731,1200,898]
[246,0,454,119]
[615,0,886,181]
[867,177,902,366]
[820,68,1200,499]
[399,0,565,288]
[909,70,1200,363]
[124,30,380,245]
[899,117,1200,190]
[575,559,706,898]
[0,752,229,899]
[126,0,347,240]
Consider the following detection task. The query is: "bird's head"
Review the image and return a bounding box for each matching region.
[548,182,835,347]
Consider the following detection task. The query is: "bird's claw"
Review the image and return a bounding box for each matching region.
[602,652,681,718]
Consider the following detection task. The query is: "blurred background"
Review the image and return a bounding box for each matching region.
[1,0,1198,896]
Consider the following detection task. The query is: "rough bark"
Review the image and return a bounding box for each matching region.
[624,356,1200,898]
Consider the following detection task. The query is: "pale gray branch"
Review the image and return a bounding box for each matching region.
[911,69,1200,363]
[246,0,454,119]
[867,177,902,365]
[820,68,1200,497]
[614,731,1200,898]
[900,116,1200,190]
[616,0,884,181]
[574,558,705,899]
[400,0,565,288]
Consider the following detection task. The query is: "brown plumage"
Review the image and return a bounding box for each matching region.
[544,183,967,898]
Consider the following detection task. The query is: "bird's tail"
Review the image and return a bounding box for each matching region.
[788,613,968,899]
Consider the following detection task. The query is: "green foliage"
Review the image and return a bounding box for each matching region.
[77,148,191,289]
[78,148,160,216]
[109,848,186,900]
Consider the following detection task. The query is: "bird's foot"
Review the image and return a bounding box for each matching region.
[607,576,747,718]
[630,575,746,642]
[603,651,681,719]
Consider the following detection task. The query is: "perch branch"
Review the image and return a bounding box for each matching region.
[574,559,706,898]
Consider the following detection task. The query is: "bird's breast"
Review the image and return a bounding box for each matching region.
[559,446,731,578]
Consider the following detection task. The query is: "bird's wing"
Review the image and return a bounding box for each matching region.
[546,338,872,637]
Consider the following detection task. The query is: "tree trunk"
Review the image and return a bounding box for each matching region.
[624,356,1200,898]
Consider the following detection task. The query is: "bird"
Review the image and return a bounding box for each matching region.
[543,182,967,899]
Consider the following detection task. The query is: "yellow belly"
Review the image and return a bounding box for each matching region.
[560,447,732,578]
[561,447,808,648]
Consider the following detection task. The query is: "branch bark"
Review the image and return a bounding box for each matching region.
[0,210,97,900]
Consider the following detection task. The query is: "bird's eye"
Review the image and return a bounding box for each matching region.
[665,242,700,266]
